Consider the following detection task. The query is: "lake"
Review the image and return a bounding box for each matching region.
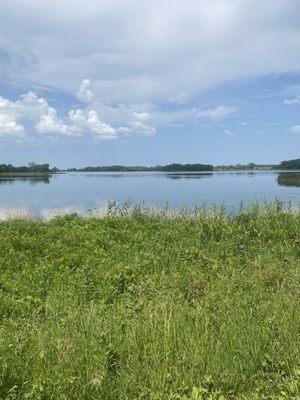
[1,171,300,219]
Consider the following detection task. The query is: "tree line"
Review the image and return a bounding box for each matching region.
[279,159,300,170]
[2,159,300,173]
[0,163,56,173]
[67,163,214,172]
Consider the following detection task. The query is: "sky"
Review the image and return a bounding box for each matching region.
[1,0,300,167]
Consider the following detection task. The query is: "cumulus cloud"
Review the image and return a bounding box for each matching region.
[128,112,156,136]
[0,91,83,139]
[0,77,235,143]
[117,112,155,136]
[0,88,158,142]
[0,91,51,131]
[17,92,50,120]
[68,108,118,140]
[35,104,119,141]
[76,79,94,103]
[35,107,82,137]
[0,114,25,138]
[85,111,117,141]
[0,96,25,138]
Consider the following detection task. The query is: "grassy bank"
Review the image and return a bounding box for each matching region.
[1,203,300,399]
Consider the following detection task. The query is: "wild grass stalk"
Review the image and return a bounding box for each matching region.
[0,202,300,399]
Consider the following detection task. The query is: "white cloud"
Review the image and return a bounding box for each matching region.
[0,113,25,138]
[152,105,235,126]
[284,97,300,105]
[35,107,82,137]
[290,125,300,134]
[17,91,50,120]
[0,88,158,142]
[0,96,17,110]
[82,98,224,133]
[68,109,86,125]
[0,96,25,138]
[130,121,156,136]
[131,112,155,135]
[0,91,83,138]
[36,106,118,140]
[118,112,156,136]
[196,106,235,121]
[0,91,50,128]
[224,129,235,136]
[0,79,234,143]
[76,79,94,103]
[1,1,300,103]
[85,111,117,141]
[132,112,151,122]
[0,88,119,141]
[129,113,156,136]
[69,108,118,140]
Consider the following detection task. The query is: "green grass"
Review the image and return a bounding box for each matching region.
[1,202,300,399]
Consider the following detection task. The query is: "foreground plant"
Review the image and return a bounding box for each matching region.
[0,202,300,399]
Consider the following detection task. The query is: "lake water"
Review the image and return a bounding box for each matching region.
[1,171,300,219]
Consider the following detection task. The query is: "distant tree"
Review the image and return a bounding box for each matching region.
[67,163,214,172]
[0,163,51,173]
[280,159,300,170]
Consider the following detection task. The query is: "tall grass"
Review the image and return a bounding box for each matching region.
[1,202,300,399]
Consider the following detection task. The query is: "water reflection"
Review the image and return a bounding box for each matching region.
[0,175,51,185]
[1,171,300,219]
[277,173,300,187]
[165,173,213,179]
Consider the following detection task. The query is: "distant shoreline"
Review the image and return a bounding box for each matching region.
[2,158,300,174]
[3,169,300,176]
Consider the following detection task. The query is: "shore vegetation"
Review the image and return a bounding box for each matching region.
[1,202,300,399]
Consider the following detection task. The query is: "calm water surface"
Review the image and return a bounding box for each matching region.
[1,171,300,219]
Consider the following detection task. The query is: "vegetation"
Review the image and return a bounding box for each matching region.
[67,163,214,172]
[214,163,277,171]
[65,158,300,172]
[2,158,300,174]
[279,159,300,170]
[1,202,300,399]
[155,163,213,172]
[0,163,57,174]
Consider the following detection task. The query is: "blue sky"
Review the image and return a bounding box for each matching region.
[1,0,300,168]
